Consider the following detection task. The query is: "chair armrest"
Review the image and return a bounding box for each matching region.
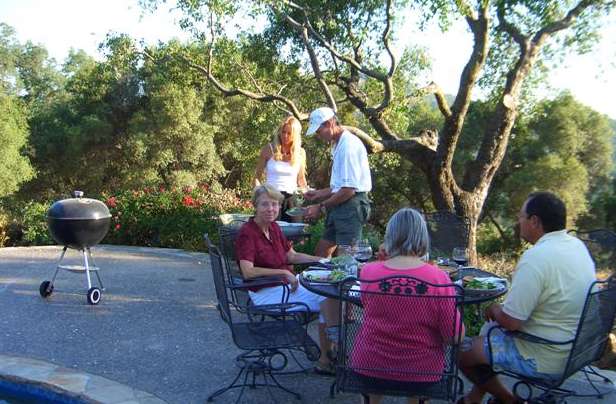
[228,275,288,290]
[248,301,311,317]
[504,329,573,346]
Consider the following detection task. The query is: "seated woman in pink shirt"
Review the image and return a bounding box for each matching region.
[351,208,465,404]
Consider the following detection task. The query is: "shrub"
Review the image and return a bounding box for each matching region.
[20,201,54,246]
[0,209,10,247]
[293,218,325,255]
[293,221,383,256]
[102,185,251,251]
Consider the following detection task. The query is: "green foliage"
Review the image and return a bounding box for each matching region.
[1,4,615,258]
[462,305,485,337]
[368,98,443,229]
[293,218,325,255]
[102,186,252,251]
[0,208,11,247]
[15,42,65,112]
[20,201,53,246]
[474,93,615,250]
[0,90,35,197]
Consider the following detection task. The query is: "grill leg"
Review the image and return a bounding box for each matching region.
[87,247,105,290]
[83,249,92,289]
[50,246,68,285]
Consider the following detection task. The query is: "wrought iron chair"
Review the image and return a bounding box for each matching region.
[424,211,471,258]
[215,223,319,324]
[568,229,616,273]
[333,275,465,403]
[205,241,320,403]
[206,229,319,374]
[486,275,616,403]
[217,221,264,310]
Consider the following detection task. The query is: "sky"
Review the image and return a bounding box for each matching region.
[2,0,615,119]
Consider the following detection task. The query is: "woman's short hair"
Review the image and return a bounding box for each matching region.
[252,184,284,207]
[384,208,430,258]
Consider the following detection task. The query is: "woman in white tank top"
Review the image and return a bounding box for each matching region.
[254,116,307,221]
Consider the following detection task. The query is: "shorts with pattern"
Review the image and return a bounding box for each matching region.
[483,326,560,381]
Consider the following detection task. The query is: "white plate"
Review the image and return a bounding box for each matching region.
[276,221,306,227]
[457,278,507,293]
[285,207,306,217]
[465,284,507,293]
[303,270,333,282]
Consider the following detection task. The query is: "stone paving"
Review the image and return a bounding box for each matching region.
[0,245,615,403]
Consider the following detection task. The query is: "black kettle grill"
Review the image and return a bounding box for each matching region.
[39,191,111,304]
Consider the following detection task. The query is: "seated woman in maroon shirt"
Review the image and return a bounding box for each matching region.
[236,184,339,375]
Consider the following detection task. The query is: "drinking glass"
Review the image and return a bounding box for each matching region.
[452,247,468,267]
[354,239,373,262]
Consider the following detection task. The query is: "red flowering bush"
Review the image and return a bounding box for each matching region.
[102,186,251,251]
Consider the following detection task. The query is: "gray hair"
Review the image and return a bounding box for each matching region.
[252,184,284,207]
[384,208,430,258]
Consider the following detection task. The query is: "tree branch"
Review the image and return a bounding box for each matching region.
[422,82,452,119]
[382,130,438,170]
[284,1,388,82]
[373,0,396,113]
[343,126,384,153]
[282,12,337,111]
[496,3,528,51]
[439,4,490,169]
[466,0,602,195]
[535,0,596,39]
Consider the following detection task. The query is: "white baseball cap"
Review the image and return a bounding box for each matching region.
[306,107,335,136]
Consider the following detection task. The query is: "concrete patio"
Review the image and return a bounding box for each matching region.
[0,245,614,403]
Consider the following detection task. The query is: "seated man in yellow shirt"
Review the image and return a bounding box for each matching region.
[457,192,595,404]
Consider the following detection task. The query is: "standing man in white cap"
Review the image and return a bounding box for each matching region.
[303,107,372,258]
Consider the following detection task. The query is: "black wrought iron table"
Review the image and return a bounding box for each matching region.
[299,266,508,305]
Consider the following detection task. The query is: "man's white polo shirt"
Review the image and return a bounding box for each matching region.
[330,130,372,193]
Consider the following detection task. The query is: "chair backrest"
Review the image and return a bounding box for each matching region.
[204,234,233,324]
[217,222,252,308]
[336,275,464,401]
[563,275,616,380]
[424,211,471,258]
[569,229,616,273]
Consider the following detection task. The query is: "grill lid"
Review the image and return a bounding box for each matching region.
[47,190,111,220]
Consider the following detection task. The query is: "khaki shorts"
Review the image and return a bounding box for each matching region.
[323,193,371,246]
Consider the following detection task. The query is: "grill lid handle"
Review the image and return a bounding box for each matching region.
[72,190,84,198]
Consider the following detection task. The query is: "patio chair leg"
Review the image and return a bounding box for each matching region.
[267,371,302,400]
[581,365,614,398]
[207,351,303,402]
[206,366,246,402]
[271,348,313,375]
[235,370,250,404]
[584,365,612,383]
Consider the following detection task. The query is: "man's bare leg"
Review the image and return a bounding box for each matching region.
[458,337,517,403]
[317,322,331,367]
